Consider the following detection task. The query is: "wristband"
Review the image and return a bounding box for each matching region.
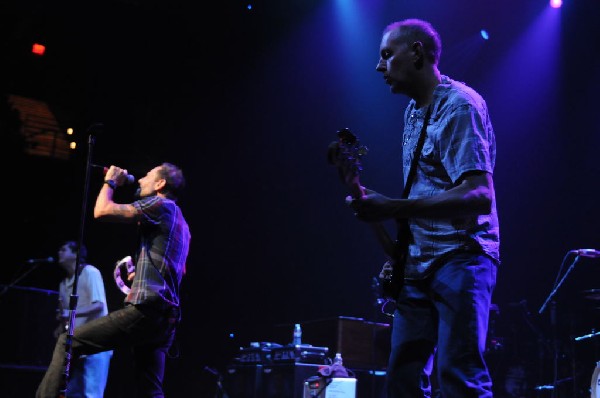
[104,179,116,190]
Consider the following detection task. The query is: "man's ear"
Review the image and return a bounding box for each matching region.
[155,178,167,192]
[412,41,424,69]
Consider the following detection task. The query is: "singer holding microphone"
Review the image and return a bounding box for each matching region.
[36,162,191,398]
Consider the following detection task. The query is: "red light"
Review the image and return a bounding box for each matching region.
[32,43,46,56]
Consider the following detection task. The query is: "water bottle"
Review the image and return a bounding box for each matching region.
[334,352,343,365]
[293,323,302,345]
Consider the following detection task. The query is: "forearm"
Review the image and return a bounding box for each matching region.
[392,183,492,219]
[94,183,114,218]
[352,173,495,222]
[94,183,138,221]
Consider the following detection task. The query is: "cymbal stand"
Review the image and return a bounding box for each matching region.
[573,330,600,342]
[538,251,583,397]
[0,263,44,297]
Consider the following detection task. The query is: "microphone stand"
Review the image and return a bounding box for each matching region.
[538,252,582,398]
[0,263,44,297]
[58,125,99,397]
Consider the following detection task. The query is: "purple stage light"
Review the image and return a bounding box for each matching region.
[550,0,562,8]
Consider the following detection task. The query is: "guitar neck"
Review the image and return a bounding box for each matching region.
[370,223,397,259]
[349,179,396,260]
[348,177,365,199]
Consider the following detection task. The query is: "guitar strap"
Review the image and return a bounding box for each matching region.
[402,104,433,198]
[394,104,433,284]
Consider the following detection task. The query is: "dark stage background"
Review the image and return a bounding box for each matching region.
[1,0,598,397]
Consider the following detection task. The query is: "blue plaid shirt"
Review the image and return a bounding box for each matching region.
[126,195,191,308]
[401,75,500,279]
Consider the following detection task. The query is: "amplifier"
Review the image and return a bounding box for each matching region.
[300,316,391,369]
[234,341,281,364]
[271,344,329,364]
[233,342,329,365]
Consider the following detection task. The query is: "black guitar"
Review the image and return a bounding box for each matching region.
[327,128,404,299]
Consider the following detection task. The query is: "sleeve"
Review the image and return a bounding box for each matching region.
[84,266,108,304]
[133,196,164,226]
[440,103,495,183]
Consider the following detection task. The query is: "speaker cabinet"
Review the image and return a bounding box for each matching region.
[300,316,391,369]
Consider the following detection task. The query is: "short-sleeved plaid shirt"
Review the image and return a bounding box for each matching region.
[125,195,191,308]
[401,75,500,279]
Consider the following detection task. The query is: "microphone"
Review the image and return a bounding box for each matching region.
[92,164,135,184]
[26,257,55,264]
[574,249,600,258]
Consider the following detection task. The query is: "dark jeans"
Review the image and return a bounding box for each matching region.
[386,253,497,398]
[36,303,178,398]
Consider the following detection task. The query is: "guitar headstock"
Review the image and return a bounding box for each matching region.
[327,128,368,194]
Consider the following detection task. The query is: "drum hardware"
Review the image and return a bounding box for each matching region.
[538,250,591,397]
[574,330,600,342]
[533,376,573,391]
[583,289,600,301]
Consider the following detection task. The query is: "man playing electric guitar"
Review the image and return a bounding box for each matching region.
[53,241,112,398]
[334,19,501,398]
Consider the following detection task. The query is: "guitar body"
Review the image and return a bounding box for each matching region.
[379,216,413,299]
[379,239,406,300]
[328,128,405,300]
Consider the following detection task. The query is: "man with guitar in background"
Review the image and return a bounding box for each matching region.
[343,19,500,397]
[54,240,112,398]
